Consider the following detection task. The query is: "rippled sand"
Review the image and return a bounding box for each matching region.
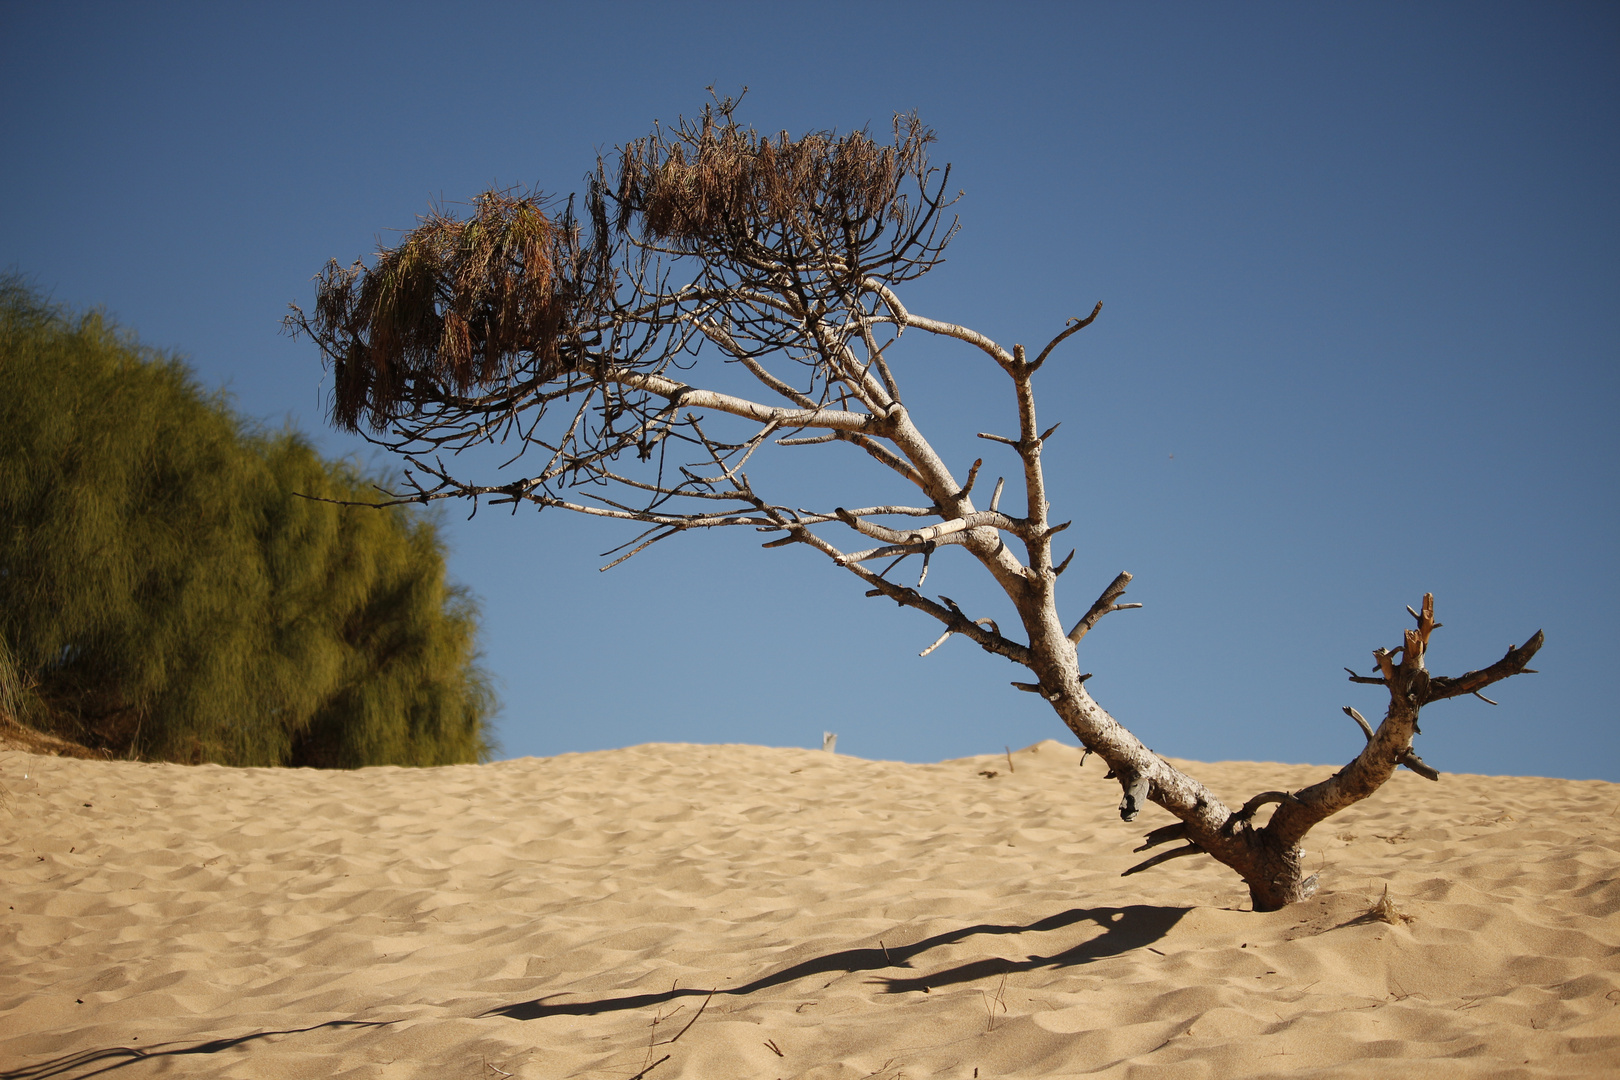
[2,740,1616,1078]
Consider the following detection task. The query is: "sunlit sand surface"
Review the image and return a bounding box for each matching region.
[3,740,1617,1078]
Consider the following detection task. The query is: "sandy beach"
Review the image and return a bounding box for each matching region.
[2,739,1616,1078]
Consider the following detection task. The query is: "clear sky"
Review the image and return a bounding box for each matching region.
[4,2,1616,779]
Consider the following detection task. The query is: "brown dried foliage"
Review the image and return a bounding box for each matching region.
[292,101,948,441]
[308,191,579,432]
[611,105,934,252]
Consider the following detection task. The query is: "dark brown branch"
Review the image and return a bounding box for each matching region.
[1227,791,1299,832]
[1424,631,1545,703]
[1398,749,1440,781]
[760,534,800,549]
[1250,595,1536,907]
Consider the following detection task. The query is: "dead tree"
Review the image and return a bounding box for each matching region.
[288,98,1541,911]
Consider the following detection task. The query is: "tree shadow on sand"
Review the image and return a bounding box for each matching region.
[0,1020,399,1080]
[488,904,1187,1021]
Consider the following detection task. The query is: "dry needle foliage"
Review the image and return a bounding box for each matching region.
[613,108,934,247]
[312,191,589,433]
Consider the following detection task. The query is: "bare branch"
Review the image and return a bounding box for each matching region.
[832,506,1026,548]
[1425,631,1545,703]
[760,533,802,549]
[599,527,681,571]
[1067,571,1138,645]
[1342,705,1375,741]
[1027,302,1103,372]
[919,628,953,658]
[921,616,998,657]
[1399,749,1440,782]
[835,542,921,566]
[864,279,1014,365]
[1226,790,1299,833]
[957,457,983,500]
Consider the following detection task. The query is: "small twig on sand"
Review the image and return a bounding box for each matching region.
[626,1055,670,1080]
[667,989,715,1044]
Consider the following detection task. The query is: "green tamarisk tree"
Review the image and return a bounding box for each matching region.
[0,278,495,767]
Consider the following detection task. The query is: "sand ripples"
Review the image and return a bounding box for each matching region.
[2,741,1616,1077]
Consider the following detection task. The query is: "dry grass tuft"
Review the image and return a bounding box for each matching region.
[1367,884,1416,925]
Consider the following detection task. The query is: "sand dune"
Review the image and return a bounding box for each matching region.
[2,740,1616,1078]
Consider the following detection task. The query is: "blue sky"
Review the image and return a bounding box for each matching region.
[4,2,1616,778]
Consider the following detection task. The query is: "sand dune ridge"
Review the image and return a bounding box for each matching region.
[2,740,1616,1077]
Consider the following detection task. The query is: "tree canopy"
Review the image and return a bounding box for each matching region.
[0,278,495,767]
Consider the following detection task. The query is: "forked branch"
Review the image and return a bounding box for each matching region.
[1249,595,1543,893]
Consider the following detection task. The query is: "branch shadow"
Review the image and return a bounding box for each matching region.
[487,904,1187,1020]
[0,1020,399,1080]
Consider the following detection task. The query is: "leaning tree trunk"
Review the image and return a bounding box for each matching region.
[1021,590,1541,910]
[931,346,1549,911]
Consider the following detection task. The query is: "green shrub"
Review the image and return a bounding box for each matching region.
[0,278,495,766]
